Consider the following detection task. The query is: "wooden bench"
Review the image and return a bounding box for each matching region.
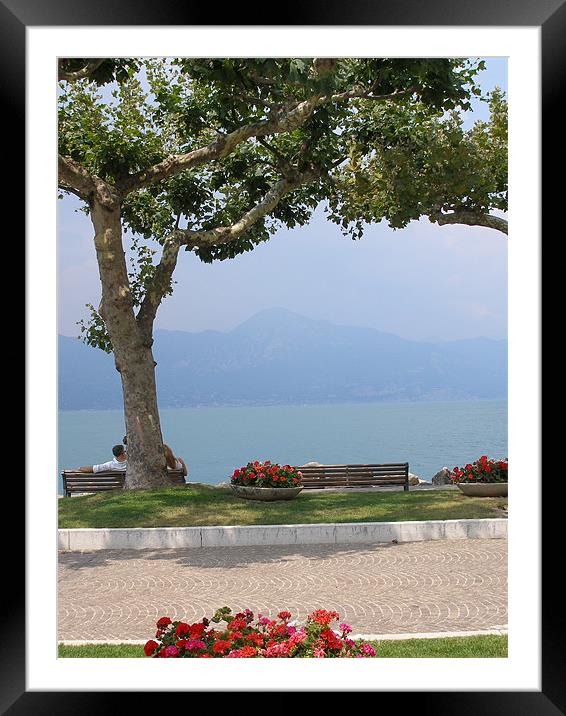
[294,463,410,491]
[61,469,186,497]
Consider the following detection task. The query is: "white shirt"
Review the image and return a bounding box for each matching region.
[93,458,127,473]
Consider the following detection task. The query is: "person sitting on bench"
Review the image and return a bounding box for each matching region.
[164,443,188,478]
[123,434,187,479]
[76,444,128,473]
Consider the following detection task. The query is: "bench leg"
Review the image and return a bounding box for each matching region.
[404,482,409,491]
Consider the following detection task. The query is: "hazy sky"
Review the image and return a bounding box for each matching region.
[58,58,507,343]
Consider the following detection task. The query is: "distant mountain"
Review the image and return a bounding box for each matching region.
[58,308,507,410]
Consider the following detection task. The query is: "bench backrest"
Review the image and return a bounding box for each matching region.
[61,469,185,496]
[294,463,409,487]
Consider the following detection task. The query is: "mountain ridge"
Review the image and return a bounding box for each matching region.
[59,308,507,410]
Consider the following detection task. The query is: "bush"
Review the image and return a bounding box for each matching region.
[230,460,302,488]
[450,456,508,484]
[144,607,377,658]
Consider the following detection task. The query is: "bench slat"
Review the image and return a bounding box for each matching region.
[62,469,186,497]
[293,463,409,491]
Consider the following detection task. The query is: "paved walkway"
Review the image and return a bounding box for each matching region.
[58,538,507,641]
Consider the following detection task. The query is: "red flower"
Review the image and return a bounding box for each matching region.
[321,628,344,650]
[212,640,231,654]
[144,640,159,656]
[278,611,292,621]
[245,633,264,646]
[175,623,190,638]
[189,623,206,639]
[156,616,171,627]
[309,609,340,625]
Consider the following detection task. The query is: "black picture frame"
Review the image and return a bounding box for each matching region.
[13,0,553,710]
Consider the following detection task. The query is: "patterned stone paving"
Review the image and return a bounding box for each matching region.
[58,538,507,641]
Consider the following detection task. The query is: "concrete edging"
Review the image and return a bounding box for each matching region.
[58,518,507,551]
[58,627,508,646]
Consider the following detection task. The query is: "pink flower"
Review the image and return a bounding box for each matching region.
[264,643,290,657]
[186,639,206,651]
[339,623,352,634]
[162,645,180,658]
[313,648,326,658]
[288,630,307,646]
[361,643,376,656]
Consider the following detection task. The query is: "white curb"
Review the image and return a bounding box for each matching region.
[58,627,508,647]
[58,518,507,551]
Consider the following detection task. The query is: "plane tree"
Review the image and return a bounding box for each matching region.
[58,57,492,489]
[327,86,507,237]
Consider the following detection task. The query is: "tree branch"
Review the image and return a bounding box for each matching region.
[117,83,416,197]
[336,86,418,103]
[171,169,320,251]
[117,95,327,195]
[58,154,119,209]
[430,211,508,235]
[58,59,105,83]
[136,237,181,337]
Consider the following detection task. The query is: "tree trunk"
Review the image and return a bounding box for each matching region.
[90,199,170,490]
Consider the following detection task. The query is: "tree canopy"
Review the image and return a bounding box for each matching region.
[327,87,507,236]
[59,57,505,353]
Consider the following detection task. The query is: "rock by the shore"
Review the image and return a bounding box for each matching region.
[408,473,420,486]
[431,467,452,485]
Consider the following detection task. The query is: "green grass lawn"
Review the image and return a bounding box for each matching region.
[58,484,507,529]
[58,634,507,658]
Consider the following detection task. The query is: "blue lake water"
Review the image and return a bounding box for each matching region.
[58,399,507,494]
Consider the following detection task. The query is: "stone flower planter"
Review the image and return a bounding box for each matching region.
[230,485,303,501]
[457,482,508,497]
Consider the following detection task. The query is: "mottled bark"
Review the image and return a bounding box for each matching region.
[136,237,180,341]
[430,211,508,235]
[58,59,105,82]
[90,200,170,490]
[172,170,320,250]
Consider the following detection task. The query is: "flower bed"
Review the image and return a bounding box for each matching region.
[449,455,508,483]
[230,460,303,488]
[144,607,377,658]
